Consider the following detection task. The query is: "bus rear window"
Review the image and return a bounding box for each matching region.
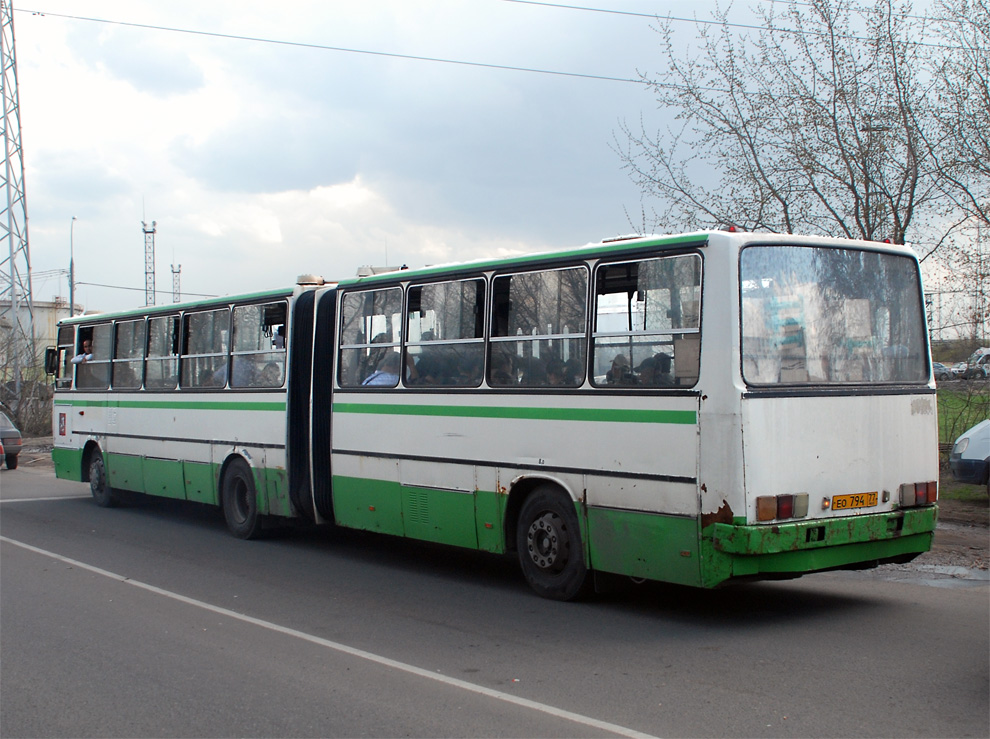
[740,245,928,385]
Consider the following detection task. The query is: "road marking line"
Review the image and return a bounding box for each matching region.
[0,535,658,739]
[0,495,91,503]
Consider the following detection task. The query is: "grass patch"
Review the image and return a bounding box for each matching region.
[937,385,990,444]
[940,478,989,502]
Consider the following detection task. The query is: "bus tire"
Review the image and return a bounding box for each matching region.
[89,453,120,508]
[222,458,263,540]
[516,486,590,601]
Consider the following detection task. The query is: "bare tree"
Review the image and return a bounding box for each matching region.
[617,0,953,247]
[928,0,989,229]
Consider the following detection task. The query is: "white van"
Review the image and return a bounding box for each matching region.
[950,419,990,491]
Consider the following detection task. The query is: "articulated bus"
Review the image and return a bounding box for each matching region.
[49,231,939,600]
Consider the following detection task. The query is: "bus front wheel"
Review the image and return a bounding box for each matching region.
[222,459,262,539]
[516,486,590,601]
[89,453,120,508]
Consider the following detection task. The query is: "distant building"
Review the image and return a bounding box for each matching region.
[0,298,79,381]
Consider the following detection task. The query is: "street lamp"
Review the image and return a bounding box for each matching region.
[69,216,77,316]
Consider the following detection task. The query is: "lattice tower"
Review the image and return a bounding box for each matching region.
[143,220,156,306]
[171,262,181,303]
[1,0,36,410]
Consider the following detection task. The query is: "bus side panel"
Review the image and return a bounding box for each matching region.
[401,486,479,548]
[184,461,217,505]
[588,508,701,586]
[332,474,404,536]
[264,465,292,518]
[107,453,143,493]
[52,447,83,481]
[475,488,503,553]
[142,457,186,499]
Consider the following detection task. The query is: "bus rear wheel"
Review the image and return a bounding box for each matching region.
[89,452,120,507]
[516,486,590,601]
[222,458,263,539]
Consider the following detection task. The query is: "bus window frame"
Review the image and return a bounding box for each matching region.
[337,285,404,389]
[405,276,486,389]
[487,263,590,389]
[74,322,113,391]
[180,307,232,390]
[112,317,147,391]
[590,251,703,389]
[230,299,289,390]
[145,313,180,391]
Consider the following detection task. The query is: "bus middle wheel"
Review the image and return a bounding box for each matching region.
[516,486,590,601]
[222,458,263,539]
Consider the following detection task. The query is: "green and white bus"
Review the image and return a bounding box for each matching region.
[49,231,939,599]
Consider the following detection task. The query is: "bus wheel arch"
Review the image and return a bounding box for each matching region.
[84,442,120,508]
[510,479,591,601]
[220,455,264,540]
[81,440,102,482]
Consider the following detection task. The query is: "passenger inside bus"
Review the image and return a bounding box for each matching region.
[606,354,639,385]
[362,352,401,386]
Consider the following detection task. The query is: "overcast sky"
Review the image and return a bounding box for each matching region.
[14,0,786,312]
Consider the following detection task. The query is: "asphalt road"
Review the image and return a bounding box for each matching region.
[2,466,988,738]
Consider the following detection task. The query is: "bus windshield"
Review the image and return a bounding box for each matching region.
[740,245,928,385]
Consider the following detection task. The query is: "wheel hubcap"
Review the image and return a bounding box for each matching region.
[526,512,569,572]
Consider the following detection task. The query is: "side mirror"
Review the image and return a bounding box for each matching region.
[44,346,59,376]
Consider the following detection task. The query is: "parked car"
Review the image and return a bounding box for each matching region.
[949,419,990,492]
[0,411,22,470]
[933,362,953,381]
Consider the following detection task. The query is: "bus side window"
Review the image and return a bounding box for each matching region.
[76,323,112,390]
[146,315,179,390]
[181,309,230,388]
[231,301,287,388]
[338,287,402,388]
[406,279,485,388]
[112,319,146,390]
[592,254,701,388]
[488,267,587,388]
[56,325,75,389]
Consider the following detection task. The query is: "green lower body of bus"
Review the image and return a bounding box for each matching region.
[57,449,937,590]
[584,505,937,588]
[53,447,292,517]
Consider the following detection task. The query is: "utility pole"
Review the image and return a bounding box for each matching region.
[142,220,156,306]
[69,216,76,314]
[0,0,36,415]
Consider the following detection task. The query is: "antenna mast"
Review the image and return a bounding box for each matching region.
[142,220,156,306]
[171,262,181,303]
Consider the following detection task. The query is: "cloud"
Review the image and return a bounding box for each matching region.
[67,24,204,96]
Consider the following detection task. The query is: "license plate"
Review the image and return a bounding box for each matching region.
[831,492,878,511]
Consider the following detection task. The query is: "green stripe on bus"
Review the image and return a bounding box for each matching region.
[55,399,287,412]
[333,402,697,424]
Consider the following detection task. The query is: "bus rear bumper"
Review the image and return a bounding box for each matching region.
[702,506,938,586]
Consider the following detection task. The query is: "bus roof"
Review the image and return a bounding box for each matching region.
[58,286,297,325]
[58,230,920,323]
[334,230,921,288]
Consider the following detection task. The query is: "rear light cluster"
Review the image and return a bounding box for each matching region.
[900,481,938,507]
[756,493,809,521]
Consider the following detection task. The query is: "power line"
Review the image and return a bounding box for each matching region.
[499,0,966,26]
[497,0,965,49]
[17,8,644,85]
[75,280,216,299]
